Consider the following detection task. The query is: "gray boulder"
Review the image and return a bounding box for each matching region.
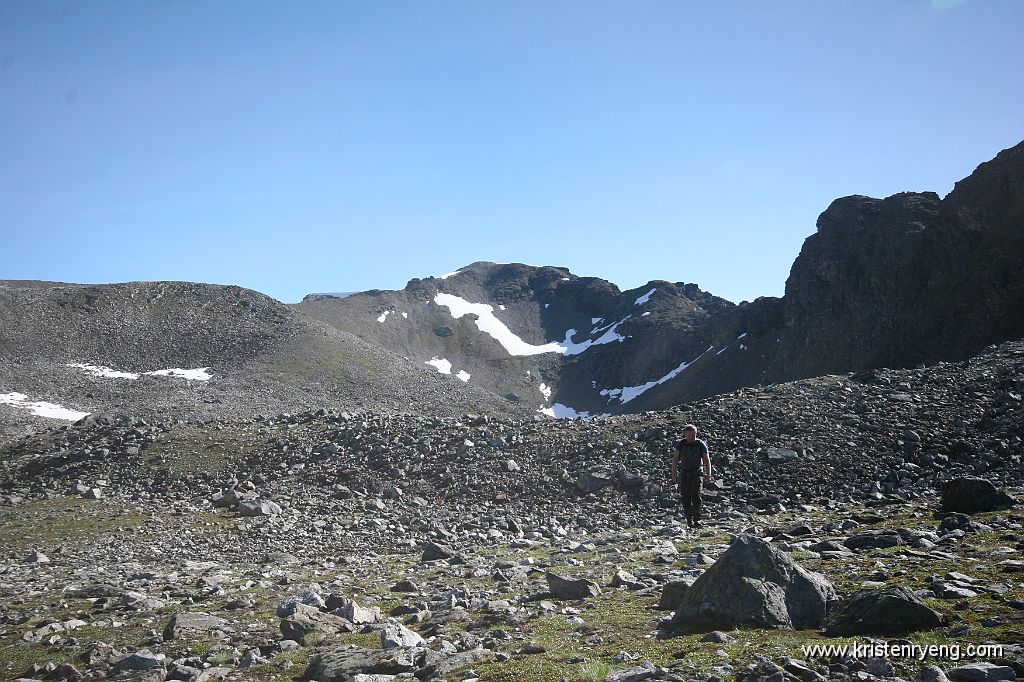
[947,662,1016,682]
[668,535,836,633]
[824,585,945,635]
[941,477,1016,514]
[576,468,615,494]
[112,649,166,671]
[546,572,602,600]
[843,531,904,550]
[421,541,459,563]
[412,649,495,680]
[162,612,228,640]
[277,590,327,617]
[917,665,952,682]
[339,600,381,624]
[381,622,426,649]
[763,448,799,465]
[304,645,422,681]
[280,603,353,642]
[657,578,695,610]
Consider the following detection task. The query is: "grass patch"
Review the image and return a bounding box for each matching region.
[0,497,146,551]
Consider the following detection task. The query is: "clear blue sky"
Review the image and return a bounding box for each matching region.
[2,1,1022,304]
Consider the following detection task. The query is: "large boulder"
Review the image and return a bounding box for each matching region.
[657,578,695,611]
[667,535,836,633]
[941,477,1016,514]
[824,585,946,635]
[546,572,602,600]
[381,622,425,649]
[162,612,227,640]
[304,645,422,681]
[280,604,353,642]
[238,498,282,516]
[576,468,615,494]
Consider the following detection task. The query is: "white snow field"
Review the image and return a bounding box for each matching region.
[433,293,630,357]
[0,392,89,421]
[425,357,453,374]
[599,346,714,404]
[68,364,212,381]
[456,370,471,382]
[538,403,610,419]
[634,288,656,305]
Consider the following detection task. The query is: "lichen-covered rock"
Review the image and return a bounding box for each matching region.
[824,585,945,635]
[668,535,836,633]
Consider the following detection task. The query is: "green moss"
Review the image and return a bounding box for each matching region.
[0,497,146,550]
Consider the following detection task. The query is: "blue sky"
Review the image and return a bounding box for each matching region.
[1,1,1022,304]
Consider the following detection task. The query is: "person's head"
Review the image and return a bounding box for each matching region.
[682,424,697,442]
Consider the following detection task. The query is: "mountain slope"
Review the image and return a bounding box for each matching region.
[0,281,524,442]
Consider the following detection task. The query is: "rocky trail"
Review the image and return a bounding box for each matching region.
[0,341,1022,681]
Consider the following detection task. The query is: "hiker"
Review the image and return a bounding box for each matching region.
[671,424,712,528]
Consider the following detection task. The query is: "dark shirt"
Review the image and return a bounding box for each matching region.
[675,438,709,472]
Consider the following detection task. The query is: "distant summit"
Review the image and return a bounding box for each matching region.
[300,292,356,302]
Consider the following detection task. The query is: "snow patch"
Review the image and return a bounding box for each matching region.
[438,269,461,280]
[634,288,657,305]
[737,332,748,339]
[539,383,552,401]
[642,312,651,317]
[599,346,713,404]
[0,392,89,421]
[68,364,212,381]
[456,370,471,382]
[425,357,453,375]
[401,311,408,319]
[146,368,213,381]
[377,310,391,323]
[433,293,629,357]
[538,403,609,419]
[68,363,140,380]
[591,317,603,325]
[716,346,728,356]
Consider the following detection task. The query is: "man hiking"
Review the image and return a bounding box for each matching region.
[671,424,712,528]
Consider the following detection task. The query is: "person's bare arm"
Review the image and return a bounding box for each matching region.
[702,449,712,484]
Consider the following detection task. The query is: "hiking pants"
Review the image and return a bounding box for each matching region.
[679,470,702,521]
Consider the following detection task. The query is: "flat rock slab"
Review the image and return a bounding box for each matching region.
[162,612,228,640]
[824,585,945,635]
[546,571,602,600]
[668,534,836,633]
[947,662,1016,682]
[413,649,495,680]
[305,645,423,681]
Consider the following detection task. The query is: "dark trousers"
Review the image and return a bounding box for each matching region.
[679,470,703,522]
